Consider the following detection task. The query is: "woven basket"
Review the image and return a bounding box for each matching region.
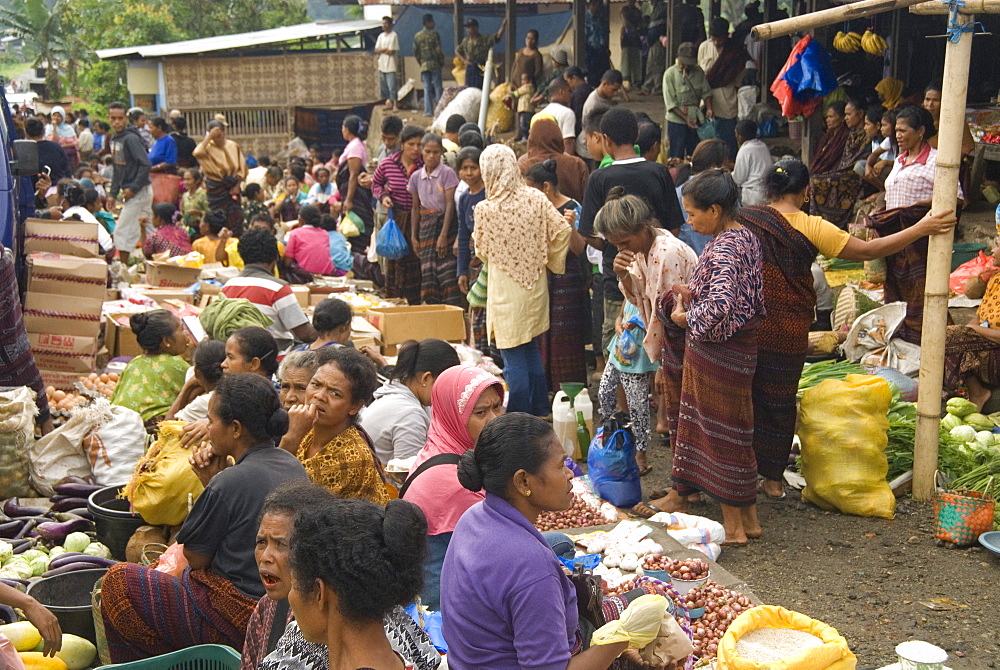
[933,482,995,547]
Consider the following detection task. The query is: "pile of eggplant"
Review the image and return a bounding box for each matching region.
[0,477,117,592]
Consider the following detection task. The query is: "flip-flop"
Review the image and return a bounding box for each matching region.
[648,488,670,500]
[631,502,661,518]
[638,465,653,477]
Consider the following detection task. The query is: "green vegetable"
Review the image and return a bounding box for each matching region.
[63,532,90,553]
[797,360,866,399]
[951,424,978,443]
[941,414,964,431]
[19,549,45,562]
[946,397,978,418]
[27,555,48,577]
[47,546,65,559]
[965,412,994,431]
[0,543,12,563]
[976,431,996,448]
[4,559,33,580]
[82,542,111,559]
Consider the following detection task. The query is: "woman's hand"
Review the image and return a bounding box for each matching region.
[436,234,450,259]
[189,441,230,486]
[179,418,210,448]
[23,598,62,657]
[563,209,577,227]
[358,172,372,190]
[361,345,388,368]
[613,249,635,279]
[914,208,957,236]
[381,195,393,210]
[619,649,670,669]
[287,404,317,443]
[670,286,690,329]
[654,368,667,396]
[458,274,469,294]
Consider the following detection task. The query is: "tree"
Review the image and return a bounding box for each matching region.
[0,0,67,98]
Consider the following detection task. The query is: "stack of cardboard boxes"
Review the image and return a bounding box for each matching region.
[21,219,107,389]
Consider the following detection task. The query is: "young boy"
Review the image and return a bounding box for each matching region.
[514,73,536,142]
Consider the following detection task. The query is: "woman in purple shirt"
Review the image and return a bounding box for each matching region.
[441,413,668,670]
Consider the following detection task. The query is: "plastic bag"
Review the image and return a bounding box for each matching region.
[154,542,189,578]
[328,230,353,272]
[640,609,694,666]
[587,420,642,508]
[949,251,993,294]
[799,374,895,519]
[340,211,364,238]
[126,421,205,526]
[697,118,716,141]
[0,387,38,497]
[614,315,645,366]
[0,632,25,670]
[29,400,97,498]
[717,605,857,669]
[82,401,146,486]
[486,82,515,134]
[648,511,725,560]
[376,212,410,260]
[405,604,447,652]
[843,302,920,377]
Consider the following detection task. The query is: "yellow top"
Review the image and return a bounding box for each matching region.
[192,139,248,183]
[779,210,851,259]
[191,236,217,261]
[296,426,391,505]
[977,272,1000,328]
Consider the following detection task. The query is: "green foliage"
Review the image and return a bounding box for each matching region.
[0,0,67,97]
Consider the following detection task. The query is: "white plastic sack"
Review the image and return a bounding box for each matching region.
[30,406,96,497]
[84,402,147,486]
[648,511,725,560]
[0,387,38,497]
[429,88,482,134]
[843,302,920,377]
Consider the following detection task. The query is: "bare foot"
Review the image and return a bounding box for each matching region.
[721,504,748,546]
[649,489,687,513]
[742,505,762,539]
[967,377,992,412]
[685,493,702,504]
[759,479,784,499]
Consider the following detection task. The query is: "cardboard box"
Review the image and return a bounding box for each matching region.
[105,314,142,358]
[28,333,97,375]
[291,285,310,310]
[40,369,85,390]
[24,219,100,257]
[127,285,195,305]
[27,253,108,300]
[366,305,466,347]
[145,262,202,288]
[23,292,103,338]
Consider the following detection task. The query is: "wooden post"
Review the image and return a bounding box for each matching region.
[751,0,930,41]
[574,0,586,68]
[505,0,516,83]
[454,0,464,52]
[910,0,999,12]
[913,21,974,500]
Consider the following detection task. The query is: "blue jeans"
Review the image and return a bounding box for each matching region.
[422,531,452,611]
[667,120,698,158]
[422,70,443,116]
[714,117,738,159]
[379,71,398,103]
[543,531,576,559]
[500,339,549,416]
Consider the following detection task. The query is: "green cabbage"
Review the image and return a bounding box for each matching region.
[0,543,12,563]
[941,414,965,431]
[28,555,48,577]
[20,549,46,562]
[83,543,111,559]
[64,533,90,553]
[4,559,34,580]
[965,413,994,431]
[47,546,66,559]
[950,424,978,442]
[947,397,978,417]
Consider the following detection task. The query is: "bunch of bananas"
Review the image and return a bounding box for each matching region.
[861,30,888,55]
[833,31,863,53]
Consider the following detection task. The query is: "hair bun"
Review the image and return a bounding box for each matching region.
[128,312,149,334]
[541,158,558,173]
[456,449,484,492]
[267,407,289,438]
[382,499,428,564]
[606,185,627,201]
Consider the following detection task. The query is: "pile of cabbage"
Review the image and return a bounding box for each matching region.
[0,532,111,580]
[941,398,1000,449]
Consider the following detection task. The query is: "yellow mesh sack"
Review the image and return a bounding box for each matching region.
[486,82,514,134]
[717,605,857,669]
[124,421,204,526]
[799,374,895,519]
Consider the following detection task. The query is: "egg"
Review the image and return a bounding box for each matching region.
[52,390,66,402]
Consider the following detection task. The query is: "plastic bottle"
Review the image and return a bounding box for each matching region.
[576,411,591,461]
[995,201,1000,237]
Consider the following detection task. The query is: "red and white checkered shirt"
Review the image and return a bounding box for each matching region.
[884,144,963,209]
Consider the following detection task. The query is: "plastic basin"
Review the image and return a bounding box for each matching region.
[26,568,107,643]
[979,530,1000,557]
[670,571,710,596]
[88,485,147,561]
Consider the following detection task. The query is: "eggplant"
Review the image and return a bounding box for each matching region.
[55,475,96,487]
[2,498,47,518]
[0,605,14,624]
[13,520,35,540]
[35,518,92,542]
[50,512,94,524]
[51,497,90,513]
[11,540,32,554]
[0,579,26,592]
[62,508,93,520]
[47,552,115,570]
[42,560,115,577]
[0,520,26,538]
[52,481,103,497]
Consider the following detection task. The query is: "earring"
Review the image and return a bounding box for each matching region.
[525,489,532,496]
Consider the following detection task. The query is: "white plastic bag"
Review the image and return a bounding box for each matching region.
[429,88,482,134]
[648,511,725,560]
[29,406,95,497]
[84,402,147,486]
[0,387,38,497]
[843,302,920,377]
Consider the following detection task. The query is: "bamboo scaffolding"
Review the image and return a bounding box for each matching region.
[751,0,930,40]
[910,0,999,13]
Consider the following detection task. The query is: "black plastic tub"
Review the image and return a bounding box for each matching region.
[27,568,107,643]
[87,485,147,561]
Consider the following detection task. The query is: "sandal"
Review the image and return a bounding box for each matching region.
[631,502,662,518]
[648,488,670,500]
[638,465,653,477]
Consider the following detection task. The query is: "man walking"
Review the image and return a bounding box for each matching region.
[375,16,400,111]
[107,101,153,255]
[414,14,445,117]
[456,17,507,90]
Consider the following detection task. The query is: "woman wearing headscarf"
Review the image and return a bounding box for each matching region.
[809,101,849,175]
[516,118,590,203]
[400,365,506,610]
[44,106,80,170]
[875,77,904,110]
[474,145,574,416]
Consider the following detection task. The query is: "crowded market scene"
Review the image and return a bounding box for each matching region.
[1,0,1000,666]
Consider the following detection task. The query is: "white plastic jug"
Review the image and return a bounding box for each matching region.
[551,390,594,459]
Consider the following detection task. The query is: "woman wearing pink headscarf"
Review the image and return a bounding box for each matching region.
[400,365,505,610]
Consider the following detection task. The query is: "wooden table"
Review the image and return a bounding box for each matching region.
[967,140,1000,204]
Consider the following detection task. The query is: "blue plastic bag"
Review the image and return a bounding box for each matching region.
[587,424,642,508]
[613,314,645,366]
[558,553,602,572]
[376,211,410,260]
[404,604,447,653]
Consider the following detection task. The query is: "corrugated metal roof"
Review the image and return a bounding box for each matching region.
[96,20,381,59]
[361,0,567,5]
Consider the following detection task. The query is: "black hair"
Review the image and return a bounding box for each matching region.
[258,155,271,167]
[446,114,466,134]
[77,118,89,129]
[250,213,275,230]
[214,373,288,441]
[343,115,368,141]
[382,115,403,136]
[230,326,280,377]
[525,158,559,188]
[690,139,728,172]
[765,157,810,200]
[108,101,127,113]
[243,183,263,200]
[204,209,228,236]
[183,166,203,185]
[128,108,145,123]
[735,119,757,141]
[600,69,624,86]
[583,107,608,135]
[422,12,434,24]
[299,204,322,227]
[636,122,662,156]
[459,122,481,137]
[59,181,86,207]
[401,124,425,145]
[261,480,335,522]
[319,213,338,231]
[456,146,482,170]
[457,413,556,500]
[709,16,730,37]
[681,168,740,217]
[193,339,226,386]
[600,106,638,147]
[129,309,179,354]
[83,188,100,208]
[548,78,570,96]
[290,498,426,622]
[265,165,283,181]
[315,346,379,406]
[24,117,43,138]
[895,104,936,139]
[527,28,539,39]
[238,227,280,266]
[152,202,178,225]
[313,298,353,335]
[390,339,460,382]
[865,104,886,125]
[925,81,943,94]
[382,15,393,26]
[172,115,187,131]
[150,116,170,132]
[421,132,443,148]
[288,165,306,183]
[459,130,485,150]
[565,65,584,80]
[207,119,225,132]
[827,101,847,117]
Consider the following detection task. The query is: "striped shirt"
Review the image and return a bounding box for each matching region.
[372,152,422,212]
[221,265,309,340]
[884,144,962,210]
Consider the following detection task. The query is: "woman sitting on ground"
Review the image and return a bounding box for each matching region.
[241,481,441,670]
[361,339,461,465]
[143,202,193,258]
[296,297,390,371]
[278,350,320,410]
[282,346,391,505]
[110,310,190,426]
[100,374,308,662]
[287,497,429,670]
[401,365,505,610]
[271,176,308,224]
[167,340,226,422]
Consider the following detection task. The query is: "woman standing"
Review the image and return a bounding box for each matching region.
[338,115,375,261]
[372,125,424,304]
[651,170,765,545]
[474,145,572,415]
[517,118,589,203]
[44,106,80,170]
[509,29,544,89]
[408,132,460,306]
[401,365,505,610]
[740,158,956,498]
[809,98,871,227]
[809,102,849,175]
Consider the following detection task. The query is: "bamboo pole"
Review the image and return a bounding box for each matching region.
[913,23,973,500]
[910,0,999,13]
[751,0,929,41]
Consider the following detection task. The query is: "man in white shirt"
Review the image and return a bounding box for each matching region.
[575,69,622,159]
[374,17,400,111]
[537,78,577,155]
[732,119,773,206]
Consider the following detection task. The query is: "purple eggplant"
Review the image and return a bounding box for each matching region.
[62,508,93,520]
[0,606,14,624]
[0,579,26,592]
[35,518,92,542]
[47,552,115,570]
[42,560,115,577]
[51,497,90,513]
[52,481,102,497]
[0,520,26,538]
[50,512,94,524]
[13,520,35,540]
[2,499,47,518]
